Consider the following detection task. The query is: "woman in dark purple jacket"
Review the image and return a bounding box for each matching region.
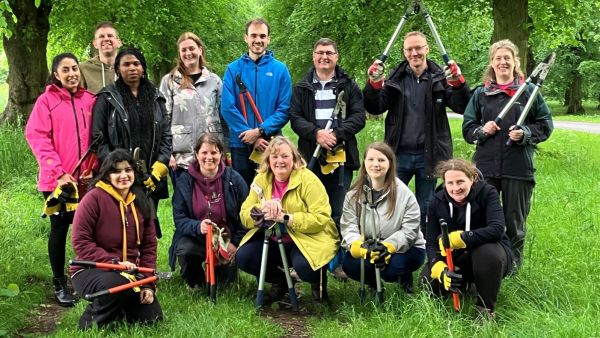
[71,149,162,330]
[169,133,248,289]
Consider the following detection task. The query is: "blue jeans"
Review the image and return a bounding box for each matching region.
[231,146,257,187]
[395,151,436,230]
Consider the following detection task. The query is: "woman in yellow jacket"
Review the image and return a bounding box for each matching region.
[236,136,338,303]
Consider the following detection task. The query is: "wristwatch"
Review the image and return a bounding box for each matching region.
[258,127,265,136]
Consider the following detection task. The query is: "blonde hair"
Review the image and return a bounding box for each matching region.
[170,32,208,89]
[257,136,306,174]
[482,39,524,84]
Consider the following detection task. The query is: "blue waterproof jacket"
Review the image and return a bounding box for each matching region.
[221,50,292,148]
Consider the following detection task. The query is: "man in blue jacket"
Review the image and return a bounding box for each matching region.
[221,18,292,186]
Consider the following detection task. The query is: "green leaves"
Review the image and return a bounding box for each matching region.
[0,283,19,298]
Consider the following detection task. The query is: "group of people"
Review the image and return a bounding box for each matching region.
[24,16,552,329]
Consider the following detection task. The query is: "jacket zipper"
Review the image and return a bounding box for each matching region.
[254,65,258,128]
[80,108,86,129]
[70,94,82,177]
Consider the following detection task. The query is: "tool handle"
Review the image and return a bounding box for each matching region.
[84,275,158,300]
[69,259,155,274]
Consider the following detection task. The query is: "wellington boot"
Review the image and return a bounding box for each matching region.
[53,276,76,307]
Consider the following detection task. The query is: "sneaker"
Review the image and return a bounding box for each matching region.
[53,276,76,307]
[332,266,348,282]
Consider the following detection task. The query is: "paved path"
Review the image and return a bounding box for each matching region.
[447,113,600,134]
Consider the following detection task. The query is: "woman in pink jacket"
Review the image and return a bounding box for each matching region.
[25,53,96,306]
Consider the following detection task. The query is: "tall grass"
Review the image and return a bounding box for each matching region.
[0,120,599,337]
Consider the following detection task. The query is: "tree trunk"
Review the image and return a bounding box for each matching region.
[1,0,52,126]
[566,72,585,114]
[491,0,529,75]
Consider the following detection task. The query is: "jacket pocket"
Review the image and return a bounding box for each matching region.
[171,125,193,153]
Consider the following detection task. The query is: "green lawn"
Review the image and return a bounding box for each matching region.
[1,120,599,337]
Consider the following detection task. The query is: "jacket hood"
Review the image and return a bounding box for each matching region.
[188,159,226,182]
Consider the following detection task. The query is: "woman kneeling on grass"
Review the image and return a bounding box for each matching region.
[340,142,426,293]
[236,136,339,304]
[71,149,162,330]
[169,133,248,289]
[423,158,515,319]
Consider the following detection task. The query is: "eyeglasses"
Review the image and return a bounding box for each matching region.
[313,51,337,56]
[403,45,427,53]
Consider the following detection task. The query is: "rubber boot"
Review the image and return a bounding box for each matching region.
[53,276,76,307]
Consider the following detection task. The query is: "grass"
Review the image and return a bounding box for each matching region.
[547,99,600,122]
[0,120,599,337]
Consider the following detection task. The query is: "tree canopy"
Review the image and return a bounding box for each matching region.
[1,0,599,124]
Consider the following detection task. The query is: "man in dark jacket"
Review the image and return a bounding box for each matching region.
[290,38,366,283]
[363,31,471,230]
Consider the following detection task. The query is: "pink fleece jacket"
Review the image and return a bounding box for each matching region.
[25,84,96,192]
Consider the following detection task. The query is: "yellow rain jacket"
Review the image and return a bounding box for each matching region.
[239,167,339,270]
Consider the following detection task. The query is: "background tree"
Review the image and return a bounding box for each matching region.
[1,0,51,125]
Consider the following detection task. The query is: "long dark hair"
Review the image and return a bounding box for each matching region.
[90,149,154,219]
[47,53,79,86]
[349,142,398,218]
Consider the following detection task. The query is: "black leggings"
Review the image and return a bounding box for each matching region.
[42,192,73,278]
[422,242,509,311]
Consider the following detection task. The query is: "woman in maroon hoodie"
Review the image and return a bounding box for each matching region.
[71,149,163,330]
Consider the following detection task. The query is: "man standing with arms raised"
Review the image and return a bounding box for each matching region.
[221,18,292,186]
[80,22,122,94]
[363,31,471,231]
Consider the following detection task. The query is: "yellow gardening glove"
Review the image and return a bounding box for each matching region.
[438,230,466,256]
[350,240,368,259]
[369,242,396,268]
[144,161,168,191]
[431,261,462,292]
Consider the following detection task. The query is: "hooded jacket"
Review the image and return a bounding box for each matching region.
[221,50,292,148]
[70,181,157,278]
[239,167,339,270]
[290,66,366,170]
[340,177,426,253]
[363,60,471,178]
[80,55,116,94]
[426,179,514,265]
[462,80,553,181]
[169,164,249,270]
[159,68,227,169]
[25,84,96,192]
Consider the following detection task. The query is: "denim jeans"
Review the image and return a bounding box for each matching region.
[395,151,436,231]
